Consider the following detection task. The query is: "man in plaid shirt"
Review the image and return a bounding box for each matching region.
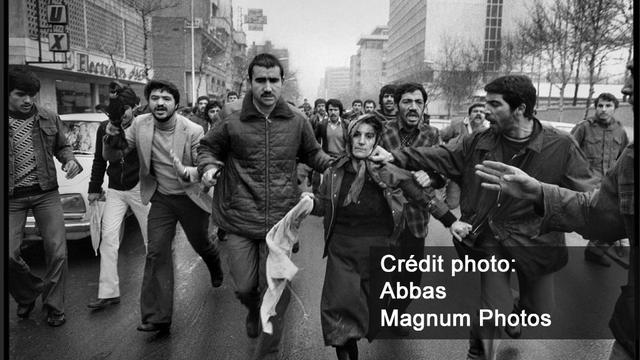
[380,83,457,328]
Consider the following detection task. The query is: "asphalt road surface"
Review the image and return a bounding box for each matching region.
[9,213,626,360]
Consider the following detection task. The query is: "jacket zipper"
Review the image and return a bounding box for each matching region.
[327,169,336,240]
[265,115,271,233]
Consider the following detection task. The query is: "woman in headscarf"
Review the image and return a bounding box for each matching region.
[309,113,469,360]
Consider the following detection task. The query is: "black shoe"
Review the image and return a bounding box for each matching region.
[47,311,66,327]
[87,297,121,310]
[17,301,36,319]
[137,322,170,333]
[585,247,611,267]
[245,307,260,338]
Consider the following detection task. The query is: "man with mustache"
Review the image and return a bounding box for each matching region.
[102,80,223,334]
[363,99,376,114]
[198,53,333,359]
[441,103,489,145]
[315,98,349,158]
[188,95,210,133]
[571,93,629,267]
[376,84,398,122]
[379,83,459,332]
[441,103,490,209]
[8,66,82,327]
[370,75,597,360]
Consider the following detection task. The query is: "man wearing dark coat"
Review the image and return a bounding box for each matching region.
[198,53,333,359]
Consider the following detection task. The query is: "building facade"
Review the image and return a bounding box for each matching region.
[350,26,388,101]
[321,67,351,100]
[9,0,147,114]
[152,0,246,106]
[384,0,528,113]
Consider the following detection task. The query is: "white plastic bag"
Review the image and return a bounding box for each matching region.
[88,200,106,256]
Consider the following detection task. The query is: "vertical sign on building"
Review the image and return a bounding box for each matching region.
[244,8,267,31]
[47,4,69,52]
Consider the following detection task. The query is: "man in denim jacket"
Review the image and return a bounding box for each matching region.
[8,66,82,327]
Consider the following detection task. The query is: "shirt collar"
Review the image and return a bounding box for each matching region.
[476,117,544,153]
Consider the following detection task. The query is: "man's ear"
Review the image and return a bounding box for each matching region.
[515,103,526,116]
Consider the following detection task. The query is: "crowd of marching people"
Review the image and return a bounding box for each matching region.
[8,52,635,360]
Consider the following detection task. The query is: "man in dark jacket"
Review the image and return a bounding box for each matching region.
[571,92,630,267]
[315,98,349,157]
[188,95,209,131]
[86,87,150,310]
[8,66,82,327]
[474,62,635,360]
[198,53,333,359]
[371,75,597,360]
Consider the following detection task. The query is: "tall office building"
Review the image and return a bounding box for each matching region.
[322,67,351,99]
[350,26,388,100]
[385,0,528,84]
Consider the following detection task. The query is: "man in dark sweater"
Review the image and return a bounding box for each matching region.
[86,87,150,310]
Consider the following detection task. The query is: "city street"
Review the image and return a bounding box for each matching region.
[10,214,624,360]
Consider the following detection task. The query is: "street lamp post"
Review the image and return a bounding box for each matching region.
[190,0,196,106]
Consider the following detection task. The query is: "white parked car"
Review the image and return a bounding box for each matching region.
[24,113,109,241]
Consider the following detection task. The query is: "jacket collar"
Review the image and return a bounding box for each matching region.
[587,115,618,128]
[475,117,544,153]
[239,92,295,122]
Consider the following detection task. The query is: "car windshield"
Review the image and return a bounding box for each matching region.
[61,121,101,155]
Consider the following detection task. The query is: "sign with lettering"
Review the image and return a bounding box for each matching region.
[245,9,267,25]
[62,51,146,82]
[47,4,68,25]
[247,24,263,31]
[48,32,69,52]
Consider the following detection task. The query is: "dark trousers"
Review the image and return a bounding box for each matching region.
[224,233,291,359]
[9,190,68,313]
[140,192,220,325]
[388,227,426,313]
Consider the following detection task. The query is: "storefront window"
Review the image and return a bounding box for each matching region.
[56,80,92,114]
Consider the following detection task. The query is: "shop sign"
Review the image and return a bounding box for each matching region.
[62,51,146,82]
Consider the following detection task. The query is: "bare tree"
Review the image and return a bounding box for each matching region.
[282,69,302,104]
[580,0,633,119]
[519,0,581,118]
[430,35,484,117]
[124,0,180,80]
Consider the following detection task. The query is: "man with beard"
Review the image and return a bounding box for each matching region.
[376,84,398,122]
[441,103,489,145]
[379,83,459,329]
[188,95,209,131]
[8,66,82,327]
[309,98,328,130]
[103,80,223,334]
[198,53,333,359]
[363,99,376,114]
[315,98,349,158]
[571,93,629,267]
[370,75,597,360]
[474,61,635,360]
